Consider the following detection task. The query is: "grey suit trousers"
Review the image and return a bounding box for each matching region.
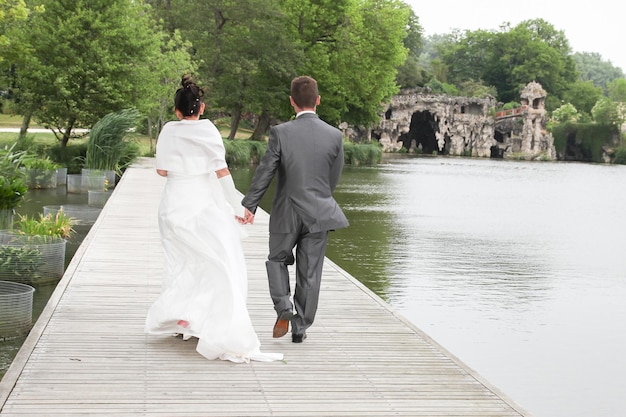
[266,227,329,335]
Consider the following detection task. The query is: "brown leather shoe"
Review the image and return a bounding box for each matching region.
[272,310,293,338]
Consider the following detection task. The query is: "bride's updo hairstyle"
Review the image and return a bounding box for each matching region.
[174,74,205,117]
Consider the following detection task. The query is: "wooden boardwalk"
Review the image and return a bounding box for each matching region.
[0,159,533,416]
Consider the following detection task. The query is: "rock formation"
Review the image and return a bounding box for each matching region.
[343,82,557,160]
[493,81,556,160]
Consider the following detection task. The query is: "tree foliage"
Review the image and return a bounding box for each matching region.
[573,51,624,94]
[12,0,167,146]
[141,29,196,152]
[563,80,603,116]
[3,0,625,146]
[551,103,579,124]
[592,97,621,126]
[0,0,31,64]
[151,0,409,131]
[434,20,579,104]
[608,78,626,102]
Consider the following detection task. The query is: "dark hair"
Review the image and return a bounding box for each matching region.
[174,74,204,117]
[290,76,318,109]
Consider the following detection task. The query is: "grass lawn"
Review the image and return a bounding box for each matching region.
[0,114,259,155]
[0,112,153,156]
[0,114,30,128]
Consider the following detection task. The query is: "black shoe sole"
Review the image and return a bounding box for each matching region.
[292,333,307,343]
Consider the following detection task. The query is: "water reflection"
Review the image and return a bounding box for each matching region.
[235,156,626,417]
[328,166,400,299]
[392,233,551,313]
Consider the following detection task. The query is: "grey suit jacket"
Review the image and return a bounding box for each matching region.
[242,113,349,233]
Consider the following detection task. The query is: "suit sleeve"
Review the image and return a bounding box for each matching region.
[329,136,344,191]
[241,127,281,212]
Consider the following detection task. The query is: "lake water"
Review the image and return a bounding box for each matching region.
[2,157,624,417]
[236,155,626,417]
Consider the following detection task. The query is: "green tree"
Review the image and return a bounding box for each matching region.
[573,51,624,94]
[563,80,603,116]
[395,8,424,89]
[280,0,409,126]
[439,28,494,88]
[396,55,429,89]
[330,0,409,126]
[439,19,578,105]
[608,78,626,102]
[592,97,621,126]
[142,29,196,153]
[0,0,31,64]
[550,103,579,124]
[13,0,164,146]
[150,0,301,140]
[456,79,497,98]
[488,19,577,103]
[152,0,410,133]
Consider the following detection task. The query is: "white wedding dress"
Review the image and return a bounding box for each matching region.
[145,119,282,363]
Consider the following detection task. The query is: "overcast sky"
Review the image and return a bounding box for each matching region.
[405,0,626,72]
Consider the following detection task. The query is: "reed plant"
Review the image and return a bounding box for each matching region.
[85,109,139,172]
[343,141,383,165]
[224,139,254,166]
[247,140,267,164]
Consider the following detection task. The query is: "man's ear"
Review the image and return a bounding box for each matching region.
[316,95,321,106]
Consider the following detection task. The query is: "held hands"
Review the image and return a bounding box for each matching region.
[235,208,255,225]
[243,208,255,224]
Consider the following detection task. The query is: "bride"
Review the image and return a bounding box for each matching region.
[145,75,282,363]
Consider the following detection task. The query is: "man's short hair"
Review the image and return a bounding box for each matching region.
[291,76,319,109]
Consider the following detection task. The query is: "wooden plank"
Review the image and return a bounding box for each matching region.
[0,158,533,417]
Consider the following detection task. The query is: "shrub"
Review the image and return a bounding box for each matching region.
[45,142,88,174]
[613,146,626,164]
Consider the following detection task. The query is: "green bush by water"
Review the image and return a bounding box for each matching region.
[0,144,27,210]
[343,142,382,165]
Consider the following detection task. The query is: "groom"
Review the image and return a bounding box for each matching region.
[241,75,349,343]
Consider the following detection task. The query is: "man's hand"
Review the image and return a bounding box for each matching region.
[244,208,255,224]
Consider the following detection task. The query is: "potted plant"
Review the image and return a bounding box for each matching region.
[20,155,60,189]
[0,210,75,285]
[15,210,75,240]
[0,144,28,229]
[0,242,44,284]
